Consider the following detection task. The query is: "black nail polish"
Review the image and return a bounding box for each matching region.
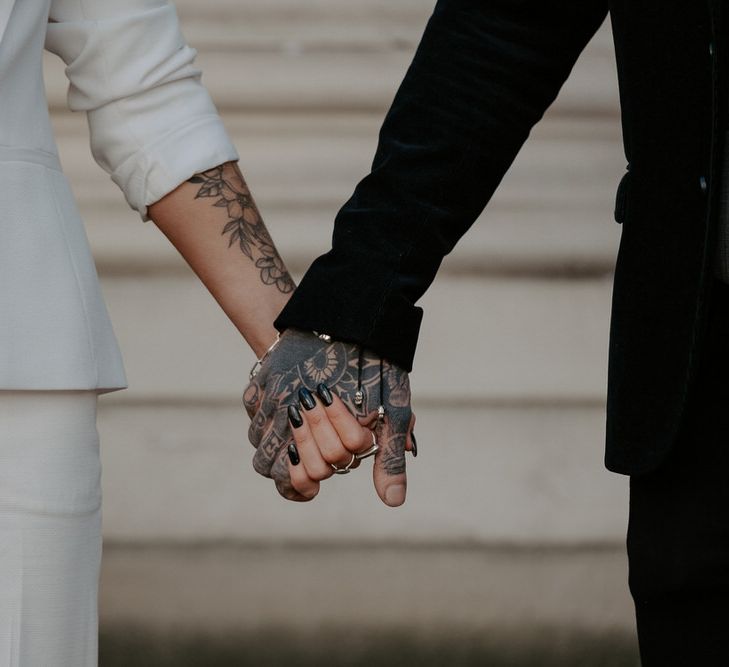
[287,442,300,466]
[299,387,317,411]
[411,431,418,458]
[288,404,303,428]
[317,384,333,407]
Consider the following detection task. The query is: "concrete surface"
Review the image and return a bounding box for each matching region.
[99,544,638,666]
[98,401,627,543]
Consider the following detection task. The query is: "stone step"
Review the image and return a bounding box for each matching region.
[43,20,618,115]
[53,112,623,209]
[175,0,438,24]
[99,544,636,644]
[50,110,624,275]
[101,274,612,404]
[85,202,620,279]
[174,0,437,52]
[98,274,622,545]
[98,400,626,544]
[98,270,620,543]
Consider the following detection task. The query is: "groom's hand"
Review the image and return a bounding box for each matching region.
[243,329,414,506]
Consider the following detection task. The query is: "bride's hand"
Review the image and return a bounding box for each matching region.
[283,389,377,500]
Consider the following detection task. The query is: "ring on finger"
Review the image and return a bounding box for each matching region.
[331,452,357,475]
[355,431,379,461]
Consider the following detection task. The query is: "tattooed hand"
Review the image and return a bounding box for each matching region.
[244,329,415,506]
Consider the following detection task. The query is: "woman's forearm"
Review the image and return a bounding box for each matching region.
[148,161,294,358]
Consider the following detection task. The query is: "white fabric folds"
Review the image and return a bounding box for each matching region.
[0,0,238,391]
[45,0,239,219]
[0,391,101,667]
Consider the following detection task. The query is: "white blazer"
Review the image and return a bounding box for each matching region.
[0,0,238,392]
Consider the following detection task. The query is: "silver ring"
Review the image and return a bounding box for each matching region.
[355,431,379,461]
[331,452,357,475]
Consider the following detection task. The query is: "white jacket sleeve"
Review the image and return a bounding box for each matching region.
[45,0,239,220]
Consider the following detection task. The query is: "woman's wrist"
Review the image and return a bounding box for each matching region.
[149,160,295,362]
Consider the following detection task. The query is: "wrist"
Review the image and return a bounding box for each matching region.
[250,333,282,379]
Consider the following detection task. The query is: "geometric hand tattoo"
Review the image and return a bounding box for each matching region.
[243,329,412,501]
[189,164,295,294]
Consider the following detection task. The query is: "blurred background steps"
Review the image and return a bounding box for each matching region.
[45,0,625,545]
[52,113,623,277]
[45,0,626,551]
[46,0,622,278]
[104,275,612,404]
[100,401,625,543]
[97,543,639,667]
[41,2,639,657]
[45,0,618,115]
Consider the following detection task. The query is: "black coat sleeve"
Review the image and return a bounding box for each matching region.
[275,0,609,371]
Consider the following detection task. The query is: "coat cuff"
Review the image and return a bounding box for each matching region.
[274,257,423,372]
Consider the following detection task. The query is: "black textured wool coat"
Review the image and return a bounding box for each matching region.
[276,0,726,475]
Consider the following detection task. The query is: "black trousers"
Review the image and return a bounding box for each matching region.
[628,280,729,665]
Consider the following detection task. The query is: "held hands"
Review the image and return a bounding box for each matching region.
[243,329,415,507]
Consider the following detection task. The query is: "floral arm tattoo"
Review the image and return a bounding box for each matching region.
[243,329,412,500]
[189,164,295,294]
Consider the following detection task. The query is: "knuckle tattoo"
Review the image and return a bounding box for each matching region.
[252,449,273,478]
[271,454,290,483]
[242,382,260,416]
[247,329,413,488]
[247,423,260,448]
[252,431,287,478]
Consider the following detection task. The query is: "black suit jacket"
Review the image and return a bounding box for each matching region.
[276,0,726,476]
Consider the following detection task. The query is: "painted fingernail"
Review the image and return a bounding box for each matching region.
[385,484,406,507]
[287,443,300,466]
[316,384,333,407]
[411,431,418,458]
[299,387,317,411]
[288,404,303,428]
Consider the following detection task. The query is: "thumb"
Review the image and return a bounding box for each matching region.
[372,414,409,507]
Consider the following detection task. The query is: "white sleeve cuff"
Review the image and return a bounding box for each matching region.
[45,2,240,221]
[108,114,240,221]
